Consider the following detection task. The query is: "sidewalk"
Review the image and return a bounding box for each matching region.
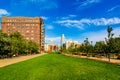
[0,53,46,67]
[65,54,120,65]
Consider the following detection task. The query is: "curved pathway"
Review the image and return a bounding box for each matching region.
[0,53,46,67]
[65,54,120,65]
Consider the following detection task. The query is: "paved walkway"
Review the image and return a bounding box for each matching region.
[0,53,46,67]
[65,54,120,65]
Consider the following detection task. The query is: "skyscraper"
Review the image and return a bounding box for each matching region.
[61,34,65,49]
[1,16,45,51]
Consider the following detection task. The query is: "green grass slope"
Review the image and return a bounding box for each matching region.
[0,54,120,80]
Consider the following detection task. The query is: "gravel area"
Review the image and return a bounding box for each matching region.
[65,54,120,64]
[0,53,46,67]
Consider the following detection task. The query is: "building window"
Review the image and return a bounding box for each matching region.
[32,24,34,26]
[31,30,34,33]
[13,26,15,28]
[31,37,34,40]
[7,23,10,26]
[26,37,29,40]
[26,30,29,32]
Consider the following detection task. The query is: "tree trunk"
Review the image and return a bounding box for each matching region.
[108,53,110,62]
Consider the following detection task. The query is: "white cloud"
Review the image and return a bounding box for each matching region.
[76,0,101,10]
[69,15,77,17]
[56,17,120,29]
[46,25,54,30]
[41,16,48,20]
[56,19,84,29]
[107,5,120,12]
[81,0,100,6]
[0,9,10,17]
[61,14,77,20]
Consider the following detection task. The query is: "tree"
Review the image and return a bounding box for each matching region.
[94,41,106,55]
[0,30,40,58]
[107,26,114,39]
[9,32,24,56]
[68,42,75,52]
[0,30,11,58]
[27,41,40,54]
[82,38,91,56]
[106,26,114,61]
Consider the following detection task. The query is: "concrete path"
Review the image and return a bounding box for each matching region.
[0,53,46,67]
[65,54,120,65]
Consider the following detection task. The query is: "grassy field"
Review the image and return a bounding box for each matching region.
[0,54,120,80]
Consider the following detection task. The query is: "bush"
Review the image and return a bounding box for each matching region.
[117,54,120,59]
[82,53,87,56]
[58,52,61,54]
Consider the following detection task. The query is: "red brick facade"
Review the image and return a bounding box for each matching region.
[1,16,45,51]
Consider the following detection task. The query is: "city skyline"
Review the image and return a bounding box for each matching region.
[0,0,120,45]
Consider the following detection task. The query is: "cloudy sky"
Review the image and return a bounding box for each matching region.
[0,0,120,45]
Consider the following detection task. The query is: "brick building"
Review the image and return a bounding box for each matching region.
[1,16,45,51]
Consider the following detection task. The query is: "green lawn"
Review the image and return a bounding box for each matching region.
[0,54,120,80]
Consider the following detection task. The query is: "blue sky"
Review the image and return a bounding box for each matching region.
[0,0,120,45]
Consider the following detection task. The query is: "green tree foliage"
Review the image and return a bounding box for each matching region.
[0,30,11,57]
[106,26,114,61]
[9,32,24,56]
[0,31,40,58]
[68,43,75,52]
[27,41,40,54]
[113,38,120,53]
[94,41,105,53]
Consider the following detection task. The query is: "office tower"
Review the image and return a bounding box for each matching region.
[61,34,65,49]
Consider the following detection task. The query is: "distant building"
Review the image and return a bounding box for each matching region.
[61,34,65,49]
[48,45,54,52]
[1,16,45,51]
[50,40,54,46]
[48,45,59,53]
[44,42,49,52]
[65,40,80,49]
[45,40,60,53]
